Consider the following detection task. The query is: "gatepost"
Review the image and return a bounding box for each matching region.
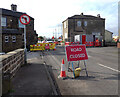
[65,45,88,78]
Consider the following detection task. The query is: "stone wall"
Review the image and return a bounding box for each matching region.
[0,49,24,95]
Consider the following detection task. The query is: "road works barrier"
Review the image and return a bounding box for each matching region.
[65,42,70,46]
[65,41,101,47]
[30,43,56,51]
[70,42,80,45]
[94,41,101,46]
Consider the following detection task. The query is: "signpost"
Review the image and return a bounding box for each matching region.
[65,45,88,78]
[20,14,30,64]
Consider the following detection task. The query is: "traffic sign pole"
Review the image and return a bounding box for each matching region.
[24,25,27,64]
[20,14,30,64]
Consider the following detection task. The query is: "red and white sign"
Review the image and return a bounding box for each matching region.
[65,45,88,61]
[20,14,30,25]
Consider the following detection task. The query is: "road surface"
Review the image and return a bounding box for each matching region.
[43,46,119,95]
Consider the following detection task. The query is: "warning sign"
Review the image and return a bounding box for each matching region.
[65,45,88,61]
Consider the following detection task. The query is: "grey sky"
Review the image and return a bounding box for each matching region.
[0,0,119,38]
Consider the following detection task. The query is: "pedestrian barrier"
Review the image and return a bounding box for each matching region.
[90,42,94,46]
[64,41,102,47]
[45,43,50,50]
[85,42,90,46]
[95,41,101,46]
[30,43,56,51]
[65,42,70,46]
[49,43,56,50]
[85,41,101,47]
[70,42,80,45]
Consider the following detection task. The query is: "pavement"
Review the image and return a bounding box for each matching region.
[7,52,57,96]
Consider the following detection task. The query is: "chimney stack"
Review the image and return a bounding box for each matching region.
[97,14,100,18]
[11,4,17,11]
[80,13,83,15]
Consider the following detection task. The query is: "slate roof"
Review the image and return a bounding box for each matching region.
[63,14,105,22]
[105,30,113,34]
[0,8,34,19]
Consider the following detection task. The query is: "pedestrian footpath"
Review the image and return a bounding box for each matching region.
[8,52,53,95]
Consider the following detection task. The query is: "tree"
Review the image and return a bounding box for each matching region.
[38,36,44,41]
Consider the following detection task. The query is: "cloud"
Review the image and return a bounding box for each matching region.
[0,0,119,37]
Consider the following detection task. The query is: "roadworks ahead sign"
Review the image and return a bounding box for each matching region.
[65,45,88,61]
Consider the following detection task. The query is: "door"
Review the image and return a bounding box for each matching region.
[82,35,86,44]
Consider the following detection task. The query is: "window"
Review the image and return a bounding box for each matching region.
[5,36,9,42]
[65,33,67,39]
[77,21,81,27]
[12,36,16,42]
[1,17,6,26]
[84,21,87,26]
[18,20,24,28]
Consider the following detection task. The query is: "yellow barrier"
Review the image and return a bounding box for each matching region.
[30,45,33,51]
[30,43,56,51]
[49,43,56,50]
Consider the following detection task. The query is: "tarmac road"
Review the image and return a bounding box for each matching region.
[44,46,119,96]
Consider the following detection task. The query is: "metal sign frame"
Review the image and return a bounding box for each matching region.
[65,44,88,78]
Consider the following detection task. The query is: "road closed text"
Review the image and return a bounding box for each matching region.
[66,45,88,61]
[70,53,85,58]
[71,47,82,52]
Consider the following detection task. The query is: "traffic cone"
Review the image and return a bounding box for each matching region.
[58,59,66,79]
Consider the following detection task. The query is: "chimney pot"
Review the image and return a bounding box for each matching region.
[97,14,100,18]
[11,4,17,11]
[80,13,83,15]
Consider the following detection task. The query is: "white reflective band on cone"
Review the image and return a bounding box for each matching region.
[61,64,65,71]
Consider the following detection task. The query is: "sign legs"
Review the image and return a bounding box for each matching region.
[84,60,88,77]
[72,62,75,78]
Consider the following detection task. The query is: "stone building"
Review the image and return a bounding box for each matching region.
[62,13,105,45]
[0,4,38,53]
[105,30,113,43]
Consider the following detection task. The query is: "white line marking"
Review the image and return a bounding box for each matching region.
[88,55,92,58]
[98,63,120,73]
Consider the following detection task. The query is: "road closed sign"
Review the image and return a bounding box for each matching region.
[65,45,88,61]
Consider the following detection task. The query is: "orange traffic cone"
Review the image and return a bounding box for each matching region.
[58,59,66,79]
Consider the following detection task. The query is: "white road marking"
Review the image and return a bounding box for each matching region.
[98,63,120,73]
[88,55,92,58]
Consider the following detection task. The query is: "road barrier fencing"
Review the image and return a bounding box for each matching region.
[30,43,56,51]
[65,41,101,47]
